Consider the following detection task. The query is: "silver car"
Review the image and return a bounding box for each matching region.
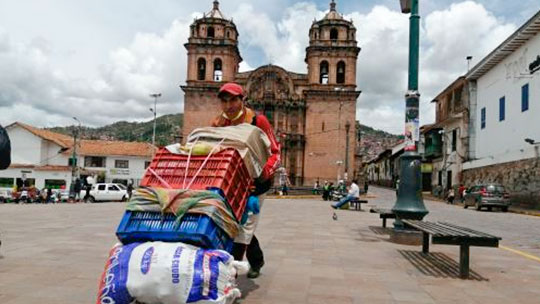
[463,184,511,212]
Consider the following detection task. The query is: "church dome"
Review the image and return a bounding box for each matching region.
[324,0,343,20]
[205,1,226,19]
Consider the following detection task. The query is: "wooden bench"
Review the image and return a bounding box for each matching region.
[370,208,396,228]
[349,199,368,211]
[402,220,501,279]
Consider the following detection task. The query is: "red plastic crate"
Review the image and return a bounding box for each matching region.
[140,147,251,221]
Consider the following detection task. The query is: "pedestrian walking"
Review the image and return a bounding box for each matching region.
[83,184,91,202]
[46,188,53,203]
[74,178,82,202]
[364,181,369,194]
[458,184,466,203]
[313,180,320,195]
[127,182,134,200]
[322,180,329,200]
[281,183,289,196]
[447,188,455,204]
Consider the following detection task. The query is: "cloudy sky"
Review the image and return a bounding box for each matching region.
[0,0,538,134]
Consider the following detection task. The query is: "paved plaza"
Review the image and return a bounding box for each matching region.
[1,186,540,303]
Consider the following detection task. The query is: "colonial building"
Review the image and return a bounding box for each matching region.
[464,10,540,208]
[366,141,405,188]
[1,122,155,191]
[181,1,361,185]
[425,76,470,193]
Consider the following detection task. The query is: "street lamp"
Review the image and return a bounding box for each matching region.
[334,87,347,181]
[391,0,429,228]
[399,0,411,13]
[149,93,161,146]
[345,121,351,181]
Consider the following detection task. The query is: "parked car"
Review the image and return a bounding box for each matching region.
[0,188,12,203]
[86,183,128,203]
[463,184,511,212]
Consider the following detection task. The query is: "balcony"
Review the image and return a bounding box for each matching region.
[424,130,443,159]
[425,144,442,159]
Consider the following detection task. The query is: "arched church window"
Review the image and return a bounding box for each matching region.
[226,30,230,38]
[314,31,318,39]
[197,58,206,81]
[330,28,338,40]
[207,26,215,38]
[320,61,329,84]
[213,58,223,81]
[337,61,346,84]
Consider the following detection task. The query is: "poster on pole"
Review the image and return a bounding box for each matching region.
[404,95,419,151]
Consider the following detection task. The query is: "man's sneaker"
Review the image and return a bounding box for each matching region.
[247,261,264,279]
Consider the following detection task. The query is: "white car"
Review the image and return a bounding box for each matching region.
[86,183,128,203]
[0,188,12,203]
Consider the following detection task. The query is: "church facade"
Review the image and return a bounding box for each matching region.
[181,1,361,186]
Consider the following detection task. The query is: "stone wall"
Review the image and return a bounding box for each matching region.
[462,157,540,210]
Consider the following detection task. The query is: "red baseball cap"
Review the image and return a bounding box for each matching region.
[218,83,244,99]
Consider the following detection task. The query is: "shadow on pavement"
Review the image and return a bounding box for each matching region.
[236,276,260,301]
[398,250,488,281]
[369,226,391,236]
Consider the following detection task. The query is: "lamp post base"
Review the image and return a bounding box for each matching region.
[392,151,428,229]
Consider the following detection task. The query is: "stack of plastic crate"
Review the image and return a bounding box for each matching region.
[116,147,252,252]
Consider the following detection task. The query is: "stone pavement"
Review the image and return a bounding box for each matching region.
[0,193,539,303]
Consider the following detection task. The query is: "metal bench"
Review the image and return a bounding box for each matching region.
[349,199,368,211]
[402,220,501,279]
[370,208,396,228]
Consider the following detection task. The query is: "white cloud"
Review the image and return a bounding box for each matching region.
[350,1,516,134]
[232,2,323,73]
[0,18,192,127]
[229,2,516,134]
[0,0,519,136]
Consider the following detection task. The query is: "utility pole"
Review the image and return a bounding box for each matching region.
[149,93,161,146]
[392,0,429,227]
[69,117,81,200]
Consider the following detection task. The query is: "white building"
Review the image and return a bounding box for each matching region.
[464,10,540,207]
[1,122,155,191]
[425,77,469,194]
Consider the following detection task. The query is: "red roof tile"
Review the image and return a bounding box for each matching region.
[9,122,156,158]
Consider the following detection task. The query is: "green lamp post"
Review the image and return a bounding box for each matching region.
[391,0,429,228]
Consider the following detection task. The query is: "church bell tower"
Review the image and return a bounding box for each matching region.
[303,0,362,184]
[182,1,243,140]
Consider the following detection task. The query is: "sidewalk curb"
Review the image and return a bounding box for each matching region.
[267,195,320,199]
[267,194,378,200]
[423,194,540,217]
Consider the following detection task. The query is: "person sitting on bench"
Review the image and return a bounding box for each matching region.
[332,179,359,209]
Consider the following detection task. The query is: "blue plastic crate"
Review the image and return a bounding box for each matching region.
[116,211,233,252]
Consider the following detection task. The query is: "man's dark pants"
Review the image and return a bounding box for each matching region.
[231,235,264,270]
